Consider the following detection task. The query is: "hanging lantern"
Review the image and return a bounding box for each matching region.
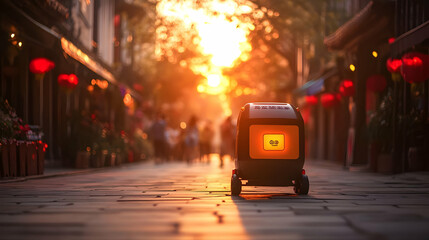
[305,95,318,106]
[29,58,55,74]
[321,93,340,108]
[339,79,355,97]
[57,74,78,89]
[401,52,429,84]
[57,74,69,86]
[68,74,79,88]
[366,75,387,92]
[386,58,402,73]
[386,58,403,82]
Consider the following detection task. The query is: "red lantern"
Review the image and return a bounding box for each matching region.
[339,79,355,97]
[57,74,79,89]
[57,74,69,86]
[401,52,429,84]
[386,58,402,73]
[68,74,79,87]
[321,93,340,108]
[29,58,55,74]
[366,75,387,92]
[305,95,318,106]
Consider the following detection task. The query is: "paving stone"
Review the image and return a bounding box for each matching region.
[0,160,428,239]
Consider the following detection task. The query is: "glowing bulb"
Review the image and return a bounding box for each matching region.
[10,33,15,38]
[349,64,356,72]
[123,93,133,106]
[180,122,187,129]
[142,133,148,140]
[207,74,221,87]
[197,84,205,93]
[18,42,22,47]
[372,51,378,58]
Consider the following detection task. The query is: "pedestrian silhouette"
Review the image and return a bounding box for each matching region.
[220,116,235,168]
[184,115,199,163]
[149,113,167,163]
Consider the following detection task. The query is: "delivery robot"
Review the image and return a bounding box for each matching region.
[231,102,309,195]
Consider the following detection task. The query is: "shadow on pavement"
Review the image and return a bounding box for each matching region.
[230,191,316,238]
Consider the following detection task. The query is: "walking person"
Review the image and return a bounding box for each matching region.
[149,113,167,163]
[184,115,199,163]
[199,120,214,162]
[220,116,235,168]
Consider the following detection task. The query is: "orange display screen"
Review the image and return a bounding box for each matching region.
[249,125,299,159]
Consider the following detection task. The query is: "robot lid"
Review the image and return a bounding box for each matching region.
[248,102,297,119]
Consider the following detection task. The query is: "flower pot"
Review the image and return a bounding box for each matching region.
[408,147,425,171]
[115,153,123,166]
[377,153,393,174]
[101,151,109,167]
[36,142,45,175]
[8,140,17,177]
[76,151,90,169]
[26,142,38,176]
[91,153,103,168]
[108,153,116,167]
[17,141,27,176]
[1,141,10,177]
[368,142,380,172]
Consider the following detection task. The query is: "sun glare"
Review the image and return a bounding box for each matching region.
[207,74,221,88]
[156,0,264,115]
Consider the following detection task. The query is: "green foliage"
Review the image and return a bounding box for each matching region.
[0,99,29,140]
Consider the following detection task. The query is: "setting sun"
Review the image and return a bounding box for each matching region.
[156,0,257,116]
[207,74,221,88]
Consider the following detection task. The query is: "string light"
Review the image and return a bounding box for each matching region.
[349,64,356,72]
[372,51,378,58]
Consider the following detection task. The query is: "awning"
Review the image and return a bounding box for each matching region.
[60,39,143,101]
[4,0,142,101]
[293,69,337,96]
[324,1,394,51]
[61,38,118,85]
[391,21,429,57]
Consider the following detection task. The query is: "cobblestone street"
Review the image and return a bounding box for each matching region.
[1,157,429,240]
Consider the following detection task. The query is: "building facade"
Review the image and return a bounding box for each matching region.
[0,0,145,167]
